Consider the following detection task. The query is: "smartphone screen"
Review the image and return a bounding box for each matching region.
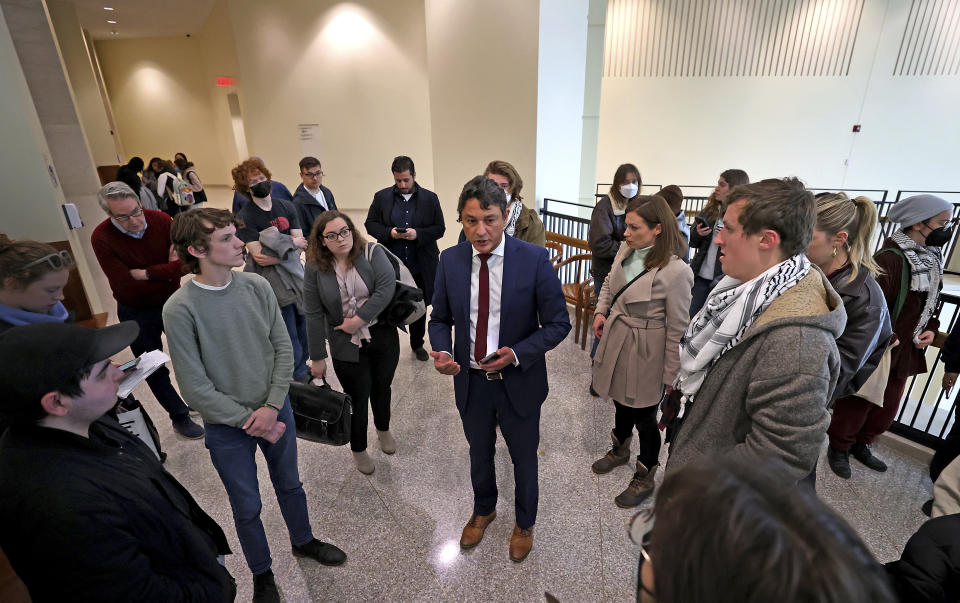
[395,228,408,233]
[119,358,139,374]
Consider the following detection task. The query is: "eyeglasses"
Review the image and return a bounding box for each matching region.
[628,508,656,601]
[322,227,352,242]
[303,170,324,179]
[112,206,144,222]
[23,250,74,271]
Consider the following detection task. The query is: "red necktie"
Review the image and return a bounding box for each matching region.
[474,253,491,363]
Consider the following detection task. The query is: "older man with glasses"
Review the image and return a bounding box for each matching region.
[90,181,203,439]
[291,156,337,238]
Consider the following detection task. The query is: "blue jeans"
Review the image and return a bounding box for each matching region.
[280,303,309,381]
[203,398,312,574]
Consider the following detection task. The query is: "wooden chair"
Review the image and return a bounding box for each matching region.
[554,252,593,309]
[544,240,563,270]
[575,279,598,350]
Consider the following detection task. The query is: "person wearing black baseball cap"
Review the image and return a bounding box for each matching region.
[0,322,236,601]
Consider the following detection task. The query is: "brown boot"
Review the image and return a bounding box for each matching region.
[509,524,534,562]
[591,430,632,474]
[614,460,658,508]
[460,511,496,549]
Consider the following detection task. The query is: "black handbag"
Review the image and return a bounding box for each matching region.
[288,379,352,446]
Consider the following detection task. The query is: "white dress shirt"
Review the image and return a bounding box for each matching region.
[468,236,506,369]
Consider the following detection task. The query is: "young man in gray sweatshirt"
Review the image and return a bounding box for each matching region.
[163,208,345,603]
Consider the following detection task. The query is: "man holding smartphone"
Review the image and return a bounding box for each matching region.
[429,176,570,562]
[365,156,445,361]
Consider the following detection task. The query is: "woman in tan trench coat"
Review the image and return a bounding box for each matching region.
[590,195,693,508]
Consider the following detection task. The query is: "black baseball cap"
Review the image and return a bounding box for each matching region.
[0,321,139,420]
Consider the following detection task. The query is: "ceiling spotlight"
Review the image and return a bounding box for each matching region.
[104,7,114,10]
[107,20,117,23]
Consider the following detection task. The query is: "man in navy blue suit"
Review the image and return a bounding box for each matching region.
[428,175,571,562]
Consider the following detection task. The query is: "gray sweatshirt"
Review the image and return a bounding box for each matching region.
[162,272,293,427]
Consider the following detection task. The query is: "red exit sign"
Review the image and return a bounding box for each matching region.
[216,76,237,87]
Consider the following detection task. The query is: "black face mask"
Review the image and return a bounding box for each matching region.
[924,221,953,247]
[250,181,271,199]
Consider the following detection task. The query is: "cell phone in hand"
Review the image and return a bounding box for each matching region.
[695,217,710,229]
[395,227,408,233]
[119,358,140,375]
[480,351,500,364]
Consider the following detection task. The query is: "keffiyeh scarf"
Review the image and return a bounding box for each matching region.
[674,253,812,403]
[891,231,943,344]
[505,200,523,237]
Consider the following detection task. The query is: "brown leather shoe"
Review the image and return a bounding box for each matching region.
[509,524,534,562]
[460,511,496,549]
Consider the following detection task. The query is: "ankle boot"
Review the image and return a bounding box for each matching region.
[851,443,887,472]
[591,430,632,474]
[352,451,374,474]
[827,445,851,478]
[377,430,396,454]
[615,460,658,508]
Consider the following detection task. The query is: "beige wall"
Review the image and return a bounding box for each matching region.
[86,0,541,252]
[95,27,237,185]
[0,6,69,242]
[226,0,436,210]
[46,0,119,167]
[424,0,540,247]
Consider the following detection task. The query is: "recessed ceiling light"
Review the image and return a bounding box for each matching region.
[107,20,116,24]
[104,6,114,10]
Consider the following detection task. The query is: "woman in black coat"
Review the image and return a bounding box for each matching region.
[688,168,749,317]
[807,193,892,479]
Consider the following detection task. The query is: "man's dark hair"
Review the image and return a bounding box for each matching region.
[457,175,507,218]
[1,364,93,426]
[299,156,321,172]
[723,177,815,257]
[170,208,244,274]
[648,456,896,603]
[391,156,415,176]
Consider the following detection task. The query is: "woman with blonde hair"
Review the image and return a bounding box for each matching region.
[590,196,692,507]
[825,194,953,477]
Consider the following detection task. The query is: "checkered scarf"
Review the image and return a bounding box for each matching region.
[674,253,811,402]
[891,231,943,343]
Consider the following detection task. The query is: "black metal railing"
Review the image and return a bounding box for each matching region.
[542,186,960,446]
[541,198,592,285]
[890,293,960,447]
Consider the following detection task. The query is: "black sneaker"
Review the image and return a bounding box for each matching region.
[172,416,204,439]
[292,538,347,566]
[589,383,599,397]
[850,443,887,472]
[253,569,280,603]
[413,348,429,361]
[826,446,851,479]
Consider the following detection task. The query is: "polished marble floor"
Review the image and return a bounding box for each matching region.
[122,323,934,603]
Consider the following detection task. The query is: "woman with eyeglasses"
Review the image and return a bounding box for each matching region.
[629,456,896,603]
[0,234,74,335]
[303,211,400,475]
